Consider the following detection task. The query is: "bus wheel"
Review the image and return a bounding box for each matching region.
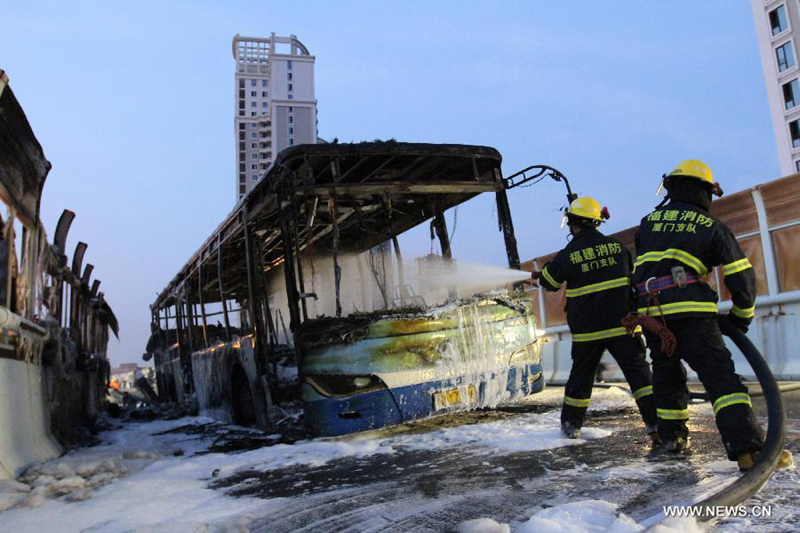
[231,364,257,427]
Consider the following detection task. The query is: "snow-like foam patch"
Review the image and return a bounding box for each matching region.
[519,500,642,532]
[0,400,617,531]
[456,500,642,533]
[0,417,396,532]
[456,517,511,533]
[390,410,611,453]
[597,461,672,481]
[246,438,395,471]
[651,517,705,533]
[460,500,703,533]
[0,480,31,512]
[520,385,636,411]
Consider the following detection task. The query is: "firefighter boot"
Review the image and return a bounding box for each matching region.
[663,436,691,454]
[561,421,581,439]
[737,449,795,471]
[646,423,661,447]
[649,432,662,447]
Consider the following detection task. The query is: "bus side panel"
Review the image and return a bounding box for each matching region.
[304,362,544,437]
[191,337,270,428]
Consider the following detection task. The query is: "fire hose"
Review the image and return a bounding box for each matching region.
[634,316,788,528]
[684,316,786,521]
[597,316,787,524]
[512,165,787,520]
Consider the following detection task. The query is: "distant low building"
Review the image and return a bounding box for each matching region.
[110,364,155,392]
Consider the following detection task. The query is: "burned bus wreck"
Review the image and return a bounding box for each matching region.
[149,142,543,436]
[0,70,119,478]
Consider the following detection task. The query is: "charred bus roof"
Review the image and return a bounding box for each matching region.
[0,70,51,228]
[152,141,506,311]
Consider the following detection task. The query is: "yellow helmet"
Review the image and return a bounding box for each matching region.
[666,159,713,185]
[567,196,603,222]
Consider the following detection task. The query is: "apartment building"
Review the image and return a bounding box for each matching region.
[752,0,800,175]
[233,33,318,201]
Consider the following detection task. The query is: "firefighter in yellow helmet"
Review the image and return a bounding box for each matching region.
[534,197,657,441]
[632,160,791,469]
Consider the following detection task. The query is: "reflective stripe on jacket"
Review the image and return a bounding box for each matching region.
[631,201,756,323]
[539,228,635,341]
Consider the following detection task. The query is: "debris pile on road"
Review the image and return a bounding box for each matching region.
[1,454,133,510]
[108,393,199,422]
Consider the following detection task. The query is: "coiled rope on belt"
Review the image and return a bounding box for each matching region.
[621,278,677,357]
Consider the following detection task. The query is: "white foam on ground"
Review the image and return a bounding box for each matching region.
[518,500,643,532]
[651,517,706,533]
[0,479,30,512]
[458,500,705,533]
[520,385,636,412]
[0,417,396,532]
[390,410,611,453]
[0,410,615,531]
[0,394,623,531]
[456,517,512,533]
[246,437,396,471]
[596,461,674,482]
[715,468,800,531]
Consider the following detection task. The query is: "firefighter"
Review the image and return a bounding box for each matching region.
[631,160,791,469]
[535,197,658,442]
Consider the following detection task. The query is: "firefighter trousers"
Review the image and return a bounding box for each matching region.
[644,317,764,460]
[562,335,657,432]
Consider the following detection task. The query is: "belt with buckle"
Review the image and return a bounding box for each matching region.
[635,270,699,296]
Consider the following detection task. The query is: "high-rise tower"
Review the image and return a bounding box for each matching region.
[752,1,800,175]
[233,33,317,201]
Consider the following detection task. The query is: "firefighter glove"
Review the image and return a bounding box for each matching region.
[725,312,750,334]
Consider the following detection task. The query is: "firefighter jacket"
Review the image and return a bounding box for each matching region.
[538,228,635,342]
[631,200,756,323]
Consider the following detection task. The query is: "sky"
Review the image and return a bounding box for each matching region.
[1,1,779,366]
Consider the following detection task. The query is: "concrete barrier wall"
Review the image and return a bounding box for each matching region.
[0,358,61,479]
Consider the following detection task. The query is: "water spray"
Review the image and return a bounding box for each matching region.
[410,258,532,302]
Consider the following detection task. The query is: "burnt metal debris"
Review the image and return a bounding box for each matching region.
[148,141,543,435]
[0,69,118,463]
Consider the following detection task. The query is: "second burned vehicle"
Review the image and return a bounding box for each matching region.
[146,142,544,436]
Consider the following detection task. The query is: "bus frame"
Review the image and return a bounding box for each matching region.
[149,142,544,436]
